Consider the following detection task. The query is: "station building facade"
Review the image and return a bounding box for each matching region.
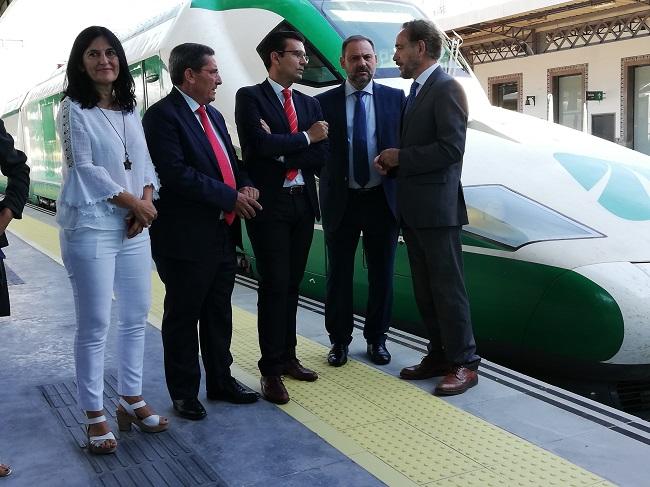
[443,0,650,156]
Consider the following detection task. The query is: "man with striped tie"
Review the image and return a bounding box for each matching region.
[143,43,262,420]
[235,31,329,404]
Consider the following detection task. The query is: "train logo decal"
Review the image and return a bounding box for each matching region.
[554,152,650,221]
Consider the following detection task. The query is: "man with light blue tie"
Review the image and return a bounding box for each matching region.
[316,35,405,367]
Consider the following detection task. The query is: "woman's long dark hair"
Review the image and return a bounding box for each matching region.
[63,26,136,112]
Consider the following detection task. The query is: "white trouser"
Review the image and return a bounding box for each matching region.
[60,227,152,411]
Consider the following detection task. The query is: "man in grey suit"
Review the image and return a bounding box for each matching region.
[375,19,480,395]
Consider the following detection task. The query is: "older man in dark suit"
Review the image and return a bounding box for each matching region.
[375,20,480,395]
[143,43,262,420]
[235,31,328,404]
[316,35,404,367]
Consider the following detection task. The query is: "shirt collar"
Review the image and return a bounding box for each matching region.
[175,86,201,113]
[344,80,374,97]
[414,62,440,87]
[267,77,292,98]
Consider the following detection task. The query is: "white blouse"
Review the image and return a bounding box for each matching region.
[55,97,159,230]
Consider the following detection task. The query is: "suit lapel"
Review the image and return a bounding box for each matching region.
[171,89,218,168]
[372,82,386,149]
[207,106,238,181]
[401,68,441,136]
[261,80,290,132]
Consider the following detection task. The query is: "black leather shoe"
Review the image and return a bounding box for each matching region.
[327,344,348,367]
[172,398,206,420]
[207,377,259,404]
[367,342,391,365]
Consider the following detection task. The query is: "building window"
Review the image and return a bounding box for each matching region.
[548,64,588,131]
[622,55,650,156]
[591,113,616,143]
[488,73,522,112]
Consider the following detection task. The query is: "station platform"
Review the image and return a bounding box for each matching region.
[0,208,649,486]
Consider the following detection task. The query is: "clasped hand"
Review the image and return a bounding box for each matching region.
[235,186,262,219]
[373,148,400,176]
[126,199,157,238]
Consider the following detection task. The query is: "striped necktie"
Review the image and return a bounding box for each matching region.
[282,88,299,181]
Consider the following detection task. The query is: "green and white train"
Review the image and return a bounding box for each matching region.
[3,0,649,413]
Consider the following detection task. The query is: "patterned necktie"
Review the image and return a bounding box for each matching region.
[404,80,420,115]
[196,105,236,225]
[282,88,299,181]
[352,91,369,188]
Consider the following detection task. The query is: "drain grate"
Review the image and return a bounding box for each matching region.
[40,375,227,487]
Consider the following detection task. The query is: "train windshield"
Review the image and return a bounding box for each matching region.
[319,0,471,79]
[464,185,602,249]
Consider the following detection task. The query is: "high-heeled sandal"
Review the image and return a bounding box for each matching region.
[116,398,169,433]
[85,415,117,455]
[0,464,12,477]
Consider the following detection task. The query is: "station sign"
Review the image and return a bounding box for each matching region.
[586,91,604,101]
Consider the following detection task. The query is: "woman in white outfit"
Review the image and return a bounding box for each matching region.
[57,26,169,455]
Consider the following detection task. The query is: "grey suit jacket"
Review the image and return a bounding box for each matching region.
[397,67,469,229]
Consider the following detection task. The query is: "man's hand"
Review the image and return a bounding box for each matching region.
[260,119,271,134]
[373,148,400,175]
[306,121,329,143]
[239,186,260,200]
[234,192,263,219]
[0,208,14,235]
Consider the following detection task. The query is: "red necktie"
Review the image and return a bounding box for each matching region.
[282,88,299,181]
[196,105,236,225]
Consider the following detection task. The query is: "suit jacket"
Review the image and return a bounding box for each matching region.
[142,88,251,260]
[0,120,30,249]
[235,80,327,220]
[397,67,469,229]
[316,81,404,232]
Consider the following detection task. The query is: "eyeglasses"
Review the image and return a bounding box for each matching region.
[276,50,310,63]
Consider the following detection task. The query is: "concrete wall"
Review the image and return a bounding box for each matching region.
[473,36,650,141]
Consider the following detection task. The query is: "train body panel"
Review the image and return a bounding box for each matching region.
[3,0,650,395]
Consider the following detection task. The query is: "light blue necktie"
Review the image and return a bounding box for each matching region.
[352,91,369,187]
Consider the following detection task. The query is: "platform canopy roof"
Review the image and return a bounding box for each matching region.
[439,0,650,65]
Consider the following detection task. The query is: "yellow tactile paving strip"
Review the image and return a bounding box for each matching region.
[9,214,612,487]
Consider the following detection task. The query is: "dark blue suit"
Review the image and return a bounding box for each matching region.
[235,80,327,376]
[316,81,404,345]
[142,88,252,399]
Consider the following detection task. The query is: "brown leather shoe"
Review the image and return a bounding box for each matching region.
[260,376,290,404]
[434,366,478,395]
[283,358,318,382]
[400,355,451,380]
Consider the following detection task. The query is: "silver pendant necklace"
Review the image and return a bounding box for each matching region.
[98,107,132,170]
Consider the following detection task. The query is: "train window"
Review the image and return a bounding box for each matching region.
[257,22,342,88]
[320,0,471,79]
[464,185,601,249]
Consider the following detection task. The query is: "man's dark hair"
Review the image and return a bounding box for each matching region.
[401,19,444,60]
[341,35,375,56]
[169,43,215,86]
[258,31,305,69]
[63,26,136,111]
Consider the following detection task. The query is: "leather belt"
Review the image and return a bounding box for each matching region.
[281,185,305,195]
[348,185,381,194]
